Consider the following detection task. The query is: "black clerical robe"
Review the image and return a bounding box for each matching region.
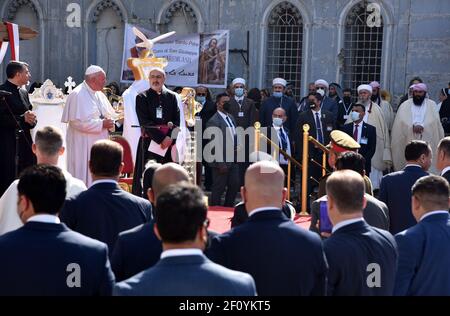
[0,80,36,195]
[132,87,180,197]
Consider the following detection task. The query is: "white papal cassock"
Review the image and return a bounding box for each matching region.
[61,82,117,186]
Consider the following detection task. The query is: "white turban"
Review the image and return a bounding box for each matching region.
[148,67,166,77]
[272,78,287,87]
[357,84,373,94]
[232,78,246,86]
[315,79,329,89]
[85,65,105,76]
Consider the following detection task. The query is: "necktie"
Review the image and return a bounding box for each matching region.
[279,128,288,151]
[315,112,323,144]
[353,124,359,141]
[226,116,238,156]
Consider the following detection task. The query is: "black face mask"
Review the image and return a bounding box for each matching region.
[371,94,378,102]
[413,95,426,106]
[343,96,351,104]
[223,102,231,112]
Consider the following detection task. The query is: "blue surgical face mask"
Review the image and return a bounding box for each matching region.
[351,111,361,122]
[235,88,244,98]
[196,96,206,104]
[273,117,283,127]
[273,91,283,98]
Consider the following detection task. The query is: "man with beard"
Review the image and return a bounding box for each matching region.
[391,83,444,174]
[347,84,391,191]
[370,81,395,131]
[315,79,338,122]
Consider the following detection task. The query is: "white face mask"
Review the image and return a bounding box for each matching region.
[351,111,361,122]
[272,117,283,127]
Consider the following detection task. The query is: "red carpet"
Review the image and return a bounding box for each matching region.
[208,207,311,234]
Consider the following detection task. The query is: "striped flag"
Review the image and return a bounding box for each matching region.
[5,22,19,61]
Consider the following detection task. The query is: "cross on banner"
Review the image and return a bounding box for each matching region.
[64,76,76,94]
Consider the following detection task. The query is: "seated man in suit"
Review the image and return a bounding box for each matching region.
[0,165,114,295]
[324,170,398,296]
[111,163,189,282]
[436,137,450,183]
[379,140,431,234]
[114,182,257,296]
[341,103,376,176]
[310,152,389,238]
[60,140,152,255]
[206,93,240,206]
[394,175,450,295]
[207,161,327,296]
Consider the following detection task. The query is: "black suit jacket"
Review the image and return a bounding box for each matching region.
[228,97,256,129]
[206,112,237,168]
[60,182,152,255]
[295,109,334,160]
[324,220,398,296]
[341,122,376,174]
[442,170,450,184]
[0,221,114,295]
[207,209,327,296]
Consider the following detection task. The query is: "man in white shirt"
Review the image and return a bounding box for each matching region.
[114,182,257,296]
[324,170,398,295]
[0,126,86,235]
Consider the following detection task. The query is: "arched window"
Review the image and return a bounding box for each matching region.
[92,0,125,83]
[266,1,303,101]
[160,1,198,35]
[3,0,41,82]
[343,1,383,93]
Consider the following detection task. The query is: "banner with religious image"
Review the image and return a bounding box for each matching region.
[121,24,229,88]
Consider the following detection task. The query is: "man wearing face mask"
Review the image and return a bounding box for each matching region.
[341,103,376,175]
[347,84,391,191]
[336,88,354,128]
[271,107,294,185]
[227,78,257,185]
[315,79,338,122]
[298,82,316,113]
[259,78,298,133]
[370,81,395,131]
[391,83,444,174]
[206,93,240,206]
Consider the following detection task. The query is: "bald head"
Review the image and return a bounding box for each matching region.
[151,163,190,199]
[326,170,365,214]
[243,161,286,212]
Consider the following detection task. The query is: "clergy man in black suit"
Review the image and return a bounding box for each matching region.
[0,61,37,195]
[324,169,398,295]
[132,67,180,196]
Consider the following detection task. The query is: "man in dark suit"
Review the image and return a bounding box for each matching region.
[0,61,37,196]
[207,161,327,296]
[341,103,376,175]
[0,165,114,295]
[228,78,257,186]
[379,140,431,234]
[111,163,189,282]
[259,77,298,133]
[436,137,450,183]
[296,92,335,201]
[394,175,450,295]
[206,93,240,206]
[60,140,151,255]
[115,183,256,296]
[310,152,389,237]
[324,170,398,295]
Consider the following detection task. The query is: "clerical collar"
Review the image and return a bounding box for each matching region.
[6,79,20,89]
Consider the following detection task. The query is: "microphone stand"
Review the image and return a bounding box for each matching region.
[0,95,33,178]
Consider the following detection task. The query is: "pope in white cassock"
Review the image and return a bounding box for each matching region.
[61,65,118,186]
[347,84,392,190]
[391,83,444,174]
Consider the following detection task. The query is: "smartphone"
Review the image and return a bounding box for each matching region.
[319,201,333,233]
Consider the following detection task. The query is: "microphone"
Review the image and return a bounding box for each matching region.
[0,90,12,96]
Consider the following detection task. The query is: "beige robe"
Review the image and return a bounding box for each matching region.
[391,98,444,174]
[61,82,117,186]
[380,100,395,131]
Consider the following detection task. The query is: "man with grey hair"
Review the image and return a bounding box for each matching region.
[0,126,86,235]
[61,65,118,186]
